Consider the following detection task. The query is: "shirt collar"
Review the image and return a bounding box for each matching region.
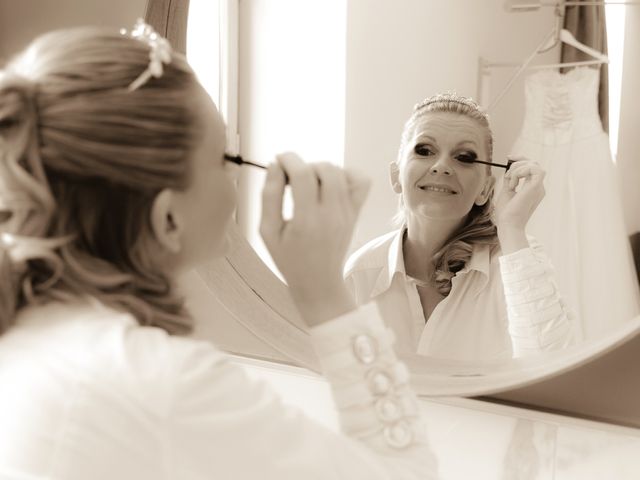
[459,242,492,278]
[371,226,492,297]
[370,228,405,298]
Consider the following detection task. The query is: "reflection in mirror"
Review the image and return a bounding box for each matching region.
[184,0,640,388]
[344,92,578,362]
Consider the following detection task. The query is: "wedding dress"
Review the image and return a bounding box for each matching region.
[510,67,640,339]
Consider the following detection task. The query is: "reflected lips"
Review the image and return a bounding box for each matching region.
[418,184,458,194]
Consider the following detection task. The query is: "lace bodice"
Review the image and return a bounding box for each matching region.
[518,67,603,144]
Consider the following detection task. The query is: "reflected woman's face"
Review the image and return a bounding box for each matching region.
[392,111,494,222]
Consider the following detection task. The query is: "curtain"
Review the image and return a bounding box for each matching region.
[144,0,191,54]
[561,1,609,132]
[632,232,640,286]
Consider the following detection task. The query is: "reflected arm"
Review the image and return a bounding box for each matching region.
[499,239,580,357]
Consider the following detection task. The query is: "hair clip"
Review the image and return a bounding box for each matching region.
[415,92,489,121]
[120,18,172,91]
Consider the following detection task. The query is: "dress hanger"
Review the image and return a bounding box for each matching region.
[538,6,608,62]
[485,6,608,111]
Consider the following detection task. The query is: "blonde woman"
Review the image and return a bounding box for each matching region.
[345,94,577,361]
[0,24,438,479]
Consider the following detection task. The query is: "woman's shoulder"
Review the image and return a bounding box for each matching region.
[344,229,401,277]
[9,297,227,395]
[11,297,138,348]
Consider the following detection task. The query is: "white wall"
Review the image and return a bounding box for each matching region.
[617,8,640,235]
[0,0,147,61]
[344,0,558,247]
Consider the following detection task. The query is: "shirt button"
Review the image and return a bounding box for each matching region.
[352,334,378,364]
[367,369,392,395]
[384,420,413,449]
[375,397,402,423]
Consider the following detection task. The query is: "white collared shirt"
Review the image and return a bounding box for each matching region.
[344,228,576,362]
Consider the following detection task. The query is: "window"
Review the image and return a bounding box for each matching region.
[235,0,347,275]
[605,3,627,159]
[187,0,240,152]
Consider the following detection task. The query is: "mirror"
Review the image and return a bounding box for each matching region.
[180,0,640,395]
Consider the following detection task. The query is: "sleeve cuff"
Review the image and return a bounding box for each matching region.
[499,246,539,271]
[309,302,391,356]
[309,302,427,451]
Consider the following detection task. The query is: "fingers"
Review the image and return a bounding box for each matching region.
[313,162,348,209]
[277,152,319,213]
[345,167,371,213]
[507,162,544,180]
[260,162,287,239]
[262,153,370,235]
[504,159,545,191]
[313,164,370,214]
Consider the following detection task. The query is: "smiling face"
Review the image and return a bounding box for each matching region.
[391,111,495,223]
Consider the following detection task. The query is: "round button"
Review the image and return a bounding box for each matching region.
[384,420,414,449]
[394,363,410,384]
[352,334,378,364]
[367,370,392,395]
[375,396,402,423]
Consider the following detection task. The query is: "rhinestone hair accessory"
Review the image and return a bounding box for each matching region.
[120,19,172,91]
[414,92,489,121]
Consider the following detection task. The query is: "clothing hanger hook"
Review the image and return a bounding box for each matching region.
[538,3,565,53]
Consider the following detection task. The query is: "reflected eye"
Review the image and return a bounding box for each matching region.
[456,152,477,164]
[414,144,434,157]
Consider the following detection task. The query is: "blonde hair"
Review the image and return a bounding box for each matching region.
[0,27,204,335]
[395,93,498,296]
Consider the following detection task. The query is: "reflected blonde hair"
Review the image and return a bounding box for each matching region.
[394,93,498,296]
[0,27,203,335]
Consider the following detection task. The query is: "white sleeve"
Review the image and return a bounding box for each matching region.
[499,241,579,357]
[165,304,437,480]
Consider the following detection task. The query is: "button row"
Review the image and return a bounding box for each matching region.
[351,333,414,449]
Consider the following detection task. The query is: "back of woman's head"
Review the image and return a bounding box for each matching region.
[0,26,203,335]
[395,93,498,296]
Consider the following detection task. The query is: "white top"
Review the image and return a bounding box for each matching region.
[0,297,437,479]
[344,228,577,361]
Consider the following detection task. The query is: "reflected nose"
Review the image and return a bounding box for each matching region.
[430,157,453,176]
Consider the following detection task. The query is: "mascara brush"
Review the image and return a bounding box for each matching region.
[225,154,291,183]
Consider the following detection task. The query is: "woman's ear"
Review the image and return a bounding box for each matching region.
[475,174,496,206]
[389,162,402,194]
[150,189,183,254]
